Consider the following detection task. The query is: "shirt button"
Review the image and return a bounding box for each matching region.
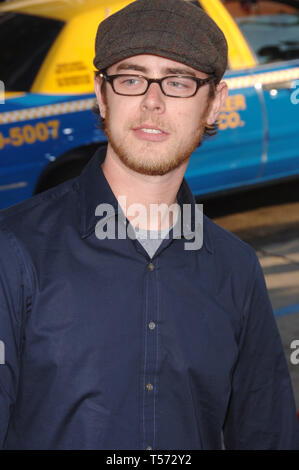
[146,446,153,450]
[146,383,153,391]
[148,321,156,330]
[148,262,154,271]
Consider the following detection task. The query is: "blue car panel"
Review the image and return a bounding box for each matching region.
[186,68,265,196]
[260,62,299,179]
[0,93,106,208]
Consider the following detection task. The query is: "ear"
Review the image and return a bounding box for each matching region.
[206,81,228,126]
[94,74,107,119]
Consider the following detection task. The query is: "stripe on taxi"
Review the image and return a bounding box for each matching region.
[225,67,299,90]
[0,98,95,124]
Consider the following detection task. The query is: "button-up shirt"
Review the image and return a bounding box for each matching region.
[0,146,298,450]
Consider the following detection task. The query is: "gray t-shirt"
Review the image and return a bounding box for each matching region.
[118,203,180,259]
[133,225,171,259]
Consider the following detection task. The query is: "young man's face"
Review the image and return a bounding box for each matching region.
[95,54,227,176]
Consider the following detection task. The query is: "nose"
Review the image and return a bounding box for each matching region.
[140,82,166,113]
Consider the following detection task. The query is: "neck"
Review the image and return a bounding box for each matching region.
[101,146,189,231]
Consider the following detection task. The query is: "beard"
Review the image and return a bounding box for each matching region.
[103,103,210,177]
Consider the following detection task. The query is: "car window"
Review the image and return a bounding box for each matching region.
[0,12,64,91]
[222,1,299,65]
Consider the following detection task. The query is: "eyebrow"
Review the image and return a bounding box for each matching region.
[114,62,197,77]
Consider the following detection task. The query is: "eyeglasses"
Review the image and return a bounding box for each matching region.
[98,73,214,98]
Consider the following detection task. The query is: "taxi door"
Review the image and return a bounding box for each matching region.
[223,0,299,181]
[185,0,265,196]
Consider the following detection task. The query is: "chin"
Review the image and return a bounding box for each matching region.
[122,152,188,176]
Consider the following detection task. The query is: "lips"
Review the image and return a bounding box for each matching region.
[132,124,170,142]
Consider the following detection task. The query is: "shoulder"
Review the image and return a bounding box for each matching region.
[0,178,78,238]
[202,215,269,330]
[204,213,256,256]
[0,179,79,289]
[203,213,259,283]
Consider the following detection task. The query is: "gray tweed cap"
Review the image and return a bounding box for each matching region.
[93,0,228,82]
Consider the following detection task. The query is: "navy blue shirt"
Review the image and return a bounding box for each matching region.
[0,146,298,450]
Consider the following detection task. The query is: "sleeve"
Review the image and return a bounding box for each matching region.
[0,226,28,448]
[223,253,299,450]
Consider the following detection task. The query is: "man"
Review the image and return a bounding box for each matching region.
[0,0,298,450]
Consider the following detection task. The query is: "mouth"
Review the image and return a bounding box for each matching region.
[132,125,170,142]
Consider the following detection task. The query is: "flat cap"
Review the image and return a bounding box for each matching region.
[94,0,228,82]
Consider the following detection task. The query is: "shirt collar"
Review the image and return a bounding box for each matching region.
[75,146,213,254]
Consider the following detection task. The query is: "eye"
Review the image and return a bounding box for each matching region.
[118,76,143,86]
[125,79,140,85]
[165,78,193,89]
[168,80,187,88]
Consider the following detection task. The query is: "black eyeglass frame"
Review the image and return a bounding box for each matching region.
[98,72,215,98]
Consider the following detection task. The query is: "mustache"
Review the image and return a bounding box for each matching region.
[129,118,174,134]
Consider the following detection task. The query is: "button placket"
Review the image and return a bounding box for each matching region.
[142,258,158,450]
